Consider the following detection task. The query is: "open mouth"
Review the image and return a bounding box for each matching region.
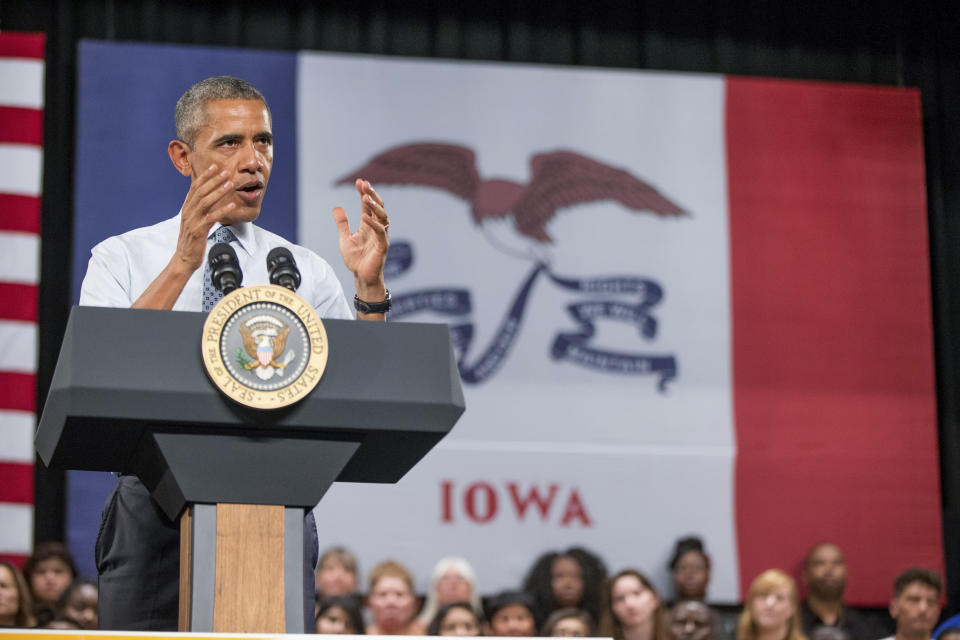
[236,182,263,203]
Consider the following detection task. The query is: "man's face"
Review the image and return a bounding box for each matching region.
[669,601,715,640]
[183,98,273,225]
[804,544,847,601]
[890,582,941,638]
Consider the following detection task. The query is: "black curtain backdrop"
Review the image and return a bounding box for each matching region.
[3,0,958,610]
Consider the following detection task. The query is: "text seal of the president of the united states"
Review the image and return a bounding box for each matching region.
[201,284,329,409]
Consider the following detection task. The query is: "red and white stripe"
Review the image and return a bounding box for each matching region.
[0,32,44,569]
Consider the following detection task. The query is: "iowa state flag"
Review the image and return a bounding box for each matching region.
[72,42,940,603]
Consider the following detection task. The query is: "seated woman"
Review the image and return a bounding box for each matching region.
[523,547,607,629]
[366,560,426,635]
[59,579,99,630]
[0,560,36,628]
[316,594,365,634]
[736,570,806,640]
[484,591,538,637]
[428,602,484,636]
[542,608,595,637]
[669,538,710,602]
[598,569,667,640]
[419,557,483,628]
[316,546,359,598]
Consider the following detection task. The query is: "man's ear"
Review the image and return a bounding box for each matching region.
[889,598,899,619]
[168,139,193,177]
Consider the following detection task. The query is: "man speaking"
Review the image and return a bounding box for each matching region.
[79,76,392,629]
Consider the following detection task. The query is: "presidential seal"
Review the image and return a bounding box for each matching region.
[201,284,328,409]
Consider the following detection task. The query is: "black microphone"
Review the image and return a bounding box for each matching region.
[208,242,243,294]
[267,247,301,292]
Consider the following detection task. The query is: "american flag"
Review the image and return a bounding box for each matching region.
[0,32,44,568]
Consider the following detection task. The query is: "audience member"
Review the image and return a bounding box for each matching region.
[317,546,359,598]
[366,560,426,635]
[485,591,538,637]
[736,570,805,640]
[670,601,716,640]
[542,608,594,637]
[799,543,874,640]
[599,569,667,640]
[428,601,483,636]
[316,594,365,634]
[670,538,711,602]
[523,547,607,629]
[419,558,483,628]
[0,561,36,628]
[22,542,76,626]
[879,568,942,640]
[934,617,960,640]
[59,579,98,630]
[667,537,738,640]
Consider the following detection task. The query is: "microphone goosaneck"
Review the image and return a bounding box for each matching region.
[208,242,243,294]
[267,246,301,292]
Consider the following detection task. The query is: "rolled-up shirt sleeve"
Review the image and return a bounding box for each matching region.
[79,239,134,308]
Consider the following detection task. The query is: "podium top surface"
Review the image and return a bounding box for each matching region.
[37,306,465,483]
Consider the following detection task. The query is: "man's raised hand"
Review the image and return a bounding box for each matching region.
[175,164,236,272]
[333,178,390,300]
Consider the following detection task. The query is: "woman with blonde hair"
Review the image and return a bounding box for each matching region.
[736,570,806,640]
[366,560,426,636]
[598,569,667,640]
[418,557,483,628]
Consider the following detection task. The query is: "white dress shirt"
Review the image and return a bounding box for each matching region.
[79,212,353,319]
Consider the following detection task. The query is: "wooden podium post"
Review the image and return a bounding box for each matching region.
[179,504,293,632]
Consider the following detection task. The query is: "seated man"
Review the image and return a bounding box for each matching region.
[81,75,391,630]
[879,568,943,640]
[669,600,716,640]
[799,543,878,640]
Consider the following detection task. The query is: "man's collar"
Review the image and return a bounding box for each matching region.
[210,219,256,255]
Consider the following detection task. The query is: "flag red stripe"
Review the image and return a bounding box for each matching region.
[0,194,41,234]
[0,372,35,412]
[0,463,33,503]
[0,283,38,322]
[727,78,941,605]
[0,33,45,60]
[0,107,42,146]
[0,554,28,569]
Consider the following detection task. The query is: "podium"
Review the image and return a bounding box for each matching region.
[36,306,465,633]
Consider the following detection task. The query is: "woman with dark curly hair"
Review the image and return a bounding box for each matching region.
[522,547,607,629]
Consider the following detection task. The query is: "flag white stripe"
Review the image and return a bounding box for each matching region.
[0,503,32,553]
[0,144,42,196]
[0,59,44,109]
[0,320,36,373]
[0,410,35,463]
[0,231,39,284]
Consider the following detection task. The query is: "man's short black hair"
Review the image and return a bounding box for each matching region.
[175,76,270,146]
[893,567,942,598]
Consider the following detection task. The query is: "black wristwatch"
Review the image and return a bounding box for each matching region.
[354,289,392,314]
